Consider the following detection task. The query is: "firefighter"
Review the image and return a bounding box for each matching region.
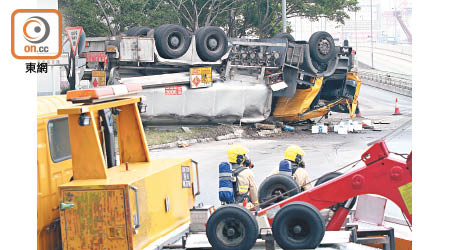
[268,145,313,191]
[219,144,259,207]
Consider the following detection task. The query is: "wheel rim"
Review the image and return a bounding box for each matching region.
[206,36,219,51]
[285,218,310,242]
[262,186,290,206]
[317,38,331,56]
[273,51,280,59]
[272,188,289,201]
[168,34,181,49]
[216,218,246,246]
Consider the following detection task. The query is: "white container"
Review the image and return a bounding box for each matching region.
[347,124,354,132]
[319,125,328,134]
[353,122,363,131]
[338,126,348,134]
[312,125,319,134]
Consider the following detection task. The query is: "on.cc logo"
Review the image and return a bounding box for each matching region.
[11,9,62,59]
[23,16,50,44]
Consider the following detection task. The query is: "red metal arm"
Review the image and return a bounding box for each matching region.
[257,141,412,228]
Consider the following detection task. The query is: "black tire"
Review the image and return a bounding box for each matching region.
[258,174,301,209]
[126,26,152,37]
[206,205,258,250]
[154,24,191,59]
[274,33,295,42]
[126,26,140,36]
[195,26,228,62]
[133,26,153,37]
[309,31,335,63]
[315,172,357,210]
[272,201,325,249]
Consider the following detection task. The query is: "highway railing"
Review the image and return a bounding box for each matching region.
[357,69,412,97]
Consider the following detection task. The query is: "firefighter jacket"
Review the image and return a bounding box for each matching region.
[232,164,259,204]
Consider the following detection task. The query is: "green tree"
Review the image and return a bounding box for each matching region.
[164,0,243,31]
[162,0,359,37]
[234,0,360,38]
[59,0,178,36]
[59,0,110,36]
[59,0,359,38]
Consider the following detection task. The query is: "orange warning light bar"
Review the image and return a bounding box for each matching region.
[66,83,143,103]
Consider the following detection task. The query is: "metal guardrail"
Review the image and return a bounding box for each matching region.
[357,69,412,97]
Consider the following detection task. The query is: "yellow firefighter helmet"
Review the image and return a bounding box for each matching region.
[284,145,305,164]
[227,144,249,164]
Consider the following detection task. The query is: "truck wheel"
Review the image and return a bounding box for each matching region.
[154,24,191,59]
[195,26,228,62]
[126,26,152,37]
[258,174,300,209]
[206,205,258,250]
[133,26,153,37]
[274,33,295,42]
[272,202,325,249]
[309,31,335,63]
[126,26,140,36]
[315,172,357,210]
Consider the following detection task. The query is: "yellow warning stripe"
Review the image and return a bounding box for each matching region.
[398,182,412,214]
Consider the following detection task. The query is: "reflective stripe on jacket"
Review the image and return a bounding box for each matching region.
[233,166,258,204]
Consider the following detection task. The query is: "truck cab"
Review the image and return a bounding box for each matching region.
[37,95,77,249]
[37,85,199,250]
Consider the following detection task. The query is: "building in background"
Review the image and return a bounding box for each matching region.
[289,0,412,75]
[290,0,412,45]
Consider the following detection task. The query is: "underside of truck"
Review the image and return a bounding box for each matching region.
[77,25,361,125]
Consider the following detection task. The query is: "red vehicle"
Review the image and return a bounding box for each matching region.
[206,140,412,249]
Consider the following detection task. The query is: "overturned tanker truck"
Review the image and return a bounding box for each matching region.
[81,24,361,124]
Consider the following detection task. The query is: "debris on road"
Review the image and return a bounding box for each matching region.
[337,126,348,134]
[146,116,396,150]
[331,120,364,134]
[216,133,238,141]
[282,124,295,131]
[255,123,276,130]
[312,124,328,134]
[257,128,282,137]
[181,126,192,133]
[362,119,372,126]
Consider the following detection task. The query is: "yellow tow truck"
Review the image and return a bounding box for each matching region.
[37,83,199,250]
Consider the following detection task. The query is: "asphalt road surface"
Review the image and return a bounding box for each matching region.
[150,84,412,220]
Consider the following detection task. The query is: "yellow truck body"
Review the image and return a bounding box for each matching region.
[273,77,324,120]
[59,159,195,249]
[273,72,362,121]
[37,95,77,250]
[37,93,197,250]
